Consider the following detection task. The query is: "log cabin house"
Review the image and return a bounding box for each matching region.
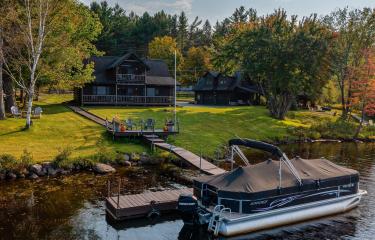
[193,71,260,105]
[74,53,176,106]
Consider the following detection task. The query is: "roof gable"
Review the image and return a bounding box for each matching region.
[106,53,149,70]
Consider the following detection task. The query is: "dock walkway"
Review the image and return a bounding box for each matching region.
[145,135,226,175]
[106,188,193,220]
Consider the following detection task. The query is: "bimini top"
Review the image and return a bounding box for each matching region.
[194,158,358,198]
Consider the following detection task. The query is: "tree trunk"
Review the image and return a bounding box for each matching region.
[3,75,15,113]
[354,102,366,139]
[0,32,5,120]
[268,93,293,120]
[25,83,35,129]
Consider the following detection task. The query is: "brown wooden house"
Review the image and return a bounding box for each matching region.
[74,53,176,106]
[193,71,260,105]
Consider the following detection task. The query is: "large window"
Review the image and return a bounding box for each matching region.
[93,86,108,95]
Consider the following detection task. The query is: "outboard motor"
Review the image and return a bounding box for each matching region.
[177,194,198,225]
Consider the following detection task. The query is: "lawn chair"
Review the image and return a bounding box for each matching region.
[32,107,43,118]
[125,118,136,130]
[144,118,155,131]
[11,106,22,118]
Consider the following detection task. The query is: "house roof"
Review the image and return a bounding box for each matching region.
[194,71,259,93]
[106,52,149,70]
[88,54,175,86]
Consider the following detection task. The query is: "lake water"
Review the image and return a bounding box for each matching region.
[0,142,374,240]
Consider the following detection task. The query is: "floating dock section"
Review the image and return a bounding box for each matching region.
[106,188,193,220]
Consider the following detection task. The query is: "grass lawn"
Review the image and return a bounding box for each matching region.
[0,94,146,162]
[85,104,338,158]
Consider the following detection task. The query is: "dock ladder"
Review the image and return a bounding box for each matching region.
[208,205,232,236]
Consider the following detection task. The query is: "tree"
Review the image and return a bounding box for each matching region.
[182,46,212,85]
[0,27,5,120]
[324,8,375,118]
[201,20,212,46]
[177,11,188,51]
[148,36,183,71]
[214,10,333,119]
[350,49,375,137]
[230,6,248,23]
[2,0,101,128]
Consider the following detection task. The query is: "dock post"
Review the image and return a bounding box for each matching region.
[117,178,121,209]
[200,148,202,172]
[107,180,111,198]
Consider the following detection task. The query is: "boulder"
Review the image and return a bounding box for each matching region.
[28,173,39,180]
[124,161,132,167]
[124,154,130,161]
[0,173,6,180]
[6,172,17,180]
[93,163,116,174]
[30,164,44,176]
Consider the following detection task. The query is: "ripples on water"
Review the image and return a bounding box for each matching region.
[0,143,374,240]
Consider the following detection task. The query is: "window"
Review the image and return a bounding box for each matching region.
[93,86,108,95]
[219,79,227,85]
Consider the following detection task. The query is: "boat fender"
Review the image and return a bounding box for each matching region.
[316,179,321,189]
[147,200,161,219]
[277,186,282,195]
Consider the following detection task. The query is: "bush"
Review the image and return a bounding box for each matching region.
[53,147,73,168]
[19,149,33,170]
[310,120,357,139]
[73,157,95,169]
[0,154,18,171]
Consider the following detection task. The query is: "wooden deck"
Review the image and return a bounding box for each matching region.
[106,188,193,220]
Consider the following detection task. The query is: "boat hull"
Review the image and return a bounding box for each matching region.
[212,190,366,237]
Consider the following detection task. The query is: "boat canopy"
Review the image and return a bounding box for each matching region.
[228,139,284,158]
[194,158,359,199]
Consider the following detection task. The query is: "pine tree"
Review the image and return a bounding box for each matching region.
[177,11,188,52]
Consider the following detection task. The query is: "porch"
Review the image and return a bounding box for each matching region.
[82,95,174,105]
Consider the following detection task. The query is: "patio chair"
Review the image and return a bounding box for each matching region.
[32,107,43,119]
[125,118,136,130]
[11,106,22,118]
[144,118,155,131]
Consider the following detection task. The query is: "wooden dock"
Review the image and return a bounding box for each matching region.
[106,188,193,220]
[144,135,227,175]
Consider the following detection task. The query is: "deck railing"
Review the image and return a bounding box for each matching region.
[116,74,145,83]
[82,95,174,105]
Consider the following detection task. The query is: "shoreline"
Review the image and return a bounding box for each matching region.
[0,138,374,182]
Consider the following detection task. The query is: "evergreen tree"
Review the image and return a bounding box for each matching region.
[177,11,189,52]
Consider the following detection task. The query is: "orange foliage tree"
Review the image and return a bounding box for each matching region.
[350,48,375,137]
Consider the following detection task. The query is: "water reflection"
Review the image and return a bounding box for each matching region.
[0,143,374,240]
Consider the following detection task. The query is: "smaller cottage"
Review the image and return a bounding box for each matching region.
[193,71,260,105]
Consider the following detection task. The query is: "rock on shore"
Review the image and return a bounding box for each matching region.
[93,163,116,174]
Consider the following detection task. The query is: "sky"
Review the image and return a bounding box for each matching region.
[80,0,375,23]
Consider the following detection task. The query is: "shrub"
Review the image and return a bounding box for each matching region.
[19,149,33,169]
[0,154,18,171]
[73,157,95,169]
[310,120,357,139]
[53,147,73,168]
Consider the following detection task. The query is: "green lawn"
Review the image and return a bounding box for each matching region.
[85,105,338,158]
[0,94,145,162]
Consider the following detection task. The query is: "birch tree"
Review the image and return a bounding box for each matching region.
[1,0,51,128]
[0,27,5,120]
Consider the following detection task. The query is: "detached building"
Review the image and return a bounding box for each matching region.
[193,71,260,105]
[75,53,177,106]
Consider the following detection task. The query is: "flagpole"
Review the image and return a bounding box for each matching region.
[174,50,177,126]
